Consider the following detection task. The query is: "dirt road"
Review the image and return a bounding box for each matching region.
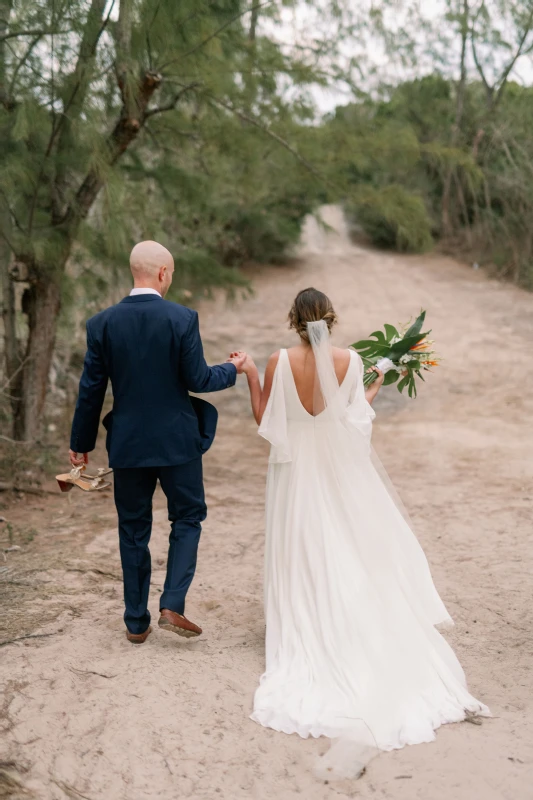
[1,207,532,799]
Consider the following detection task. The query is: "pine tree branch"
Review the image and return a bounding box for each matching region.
[115,0,135,114]
[26,0,115,234]
[159,0,275,71]
[470,1,533,113]
[206,94,323,182]
[0,27,73,43]
[470,13,493,107]
[63,71,162,232]
[52,0,116,219]
[144,82,200,118]
[493,5,533,109]
[7,33,42,100]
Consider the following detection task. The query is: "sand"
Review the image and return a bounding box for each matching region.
[1,206,532,799]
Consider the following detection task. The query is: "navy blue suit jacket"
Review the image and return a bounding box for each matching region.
[70,294,237,468]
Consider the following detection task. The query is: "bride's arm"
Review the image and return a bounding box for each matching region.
[244,359,262,424]
[229,351,279,424]
[364,366,385,405]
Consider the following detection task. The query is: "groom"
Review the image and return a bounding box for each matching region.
[69,241,246,643]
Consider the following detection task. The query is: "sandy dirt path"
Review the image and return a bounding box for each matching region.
[1,206,532,800]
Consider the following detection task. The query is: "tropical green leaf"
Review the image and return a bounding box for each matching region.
[383,370,399,386]
[351,338,380,349]
[397,375,409,393]
[352,342,392,357]
[404,310,426,339]
[384,323,399,341]
[387,331,430,359]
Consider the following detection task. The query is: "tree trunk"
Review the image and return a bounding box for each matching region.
[13,277,61,441]
[0,239,22,421]
[442,0,469,238]
[0,0,13,108]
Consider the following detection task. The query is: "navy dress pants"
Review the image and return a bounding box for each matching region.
[113,458,207,634]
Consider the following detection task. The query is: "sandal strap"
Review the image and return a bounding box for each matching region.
[68,465,112,488]
[83,467,113,480]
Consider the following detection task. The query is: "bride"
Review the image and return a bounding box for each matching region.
[234,287,489,769]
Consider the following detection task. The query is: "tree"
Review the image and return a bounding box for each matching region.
[0,0,355,441]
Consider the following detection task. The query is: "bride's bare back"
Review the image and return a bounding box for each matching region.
[238,287,383,425]
[286,345,351,415]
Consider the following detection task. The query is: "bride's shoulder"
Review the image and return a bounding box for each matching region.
[262,350,282,392]
[343,346,360,360]
[331,346,353,363]
[267,350,281,365]
[264,350,281,375]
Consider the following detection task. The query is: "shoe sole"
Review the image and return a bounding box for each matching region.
[126,626,152,644]
[158,618,201,638]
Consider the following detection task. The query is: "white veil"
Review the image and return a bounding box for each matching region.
[308,320,375,455]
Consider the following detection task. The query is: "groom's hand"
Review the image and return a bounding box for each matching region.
[69,450,88,467]
[226,351,247,374]
[229,351,256,376]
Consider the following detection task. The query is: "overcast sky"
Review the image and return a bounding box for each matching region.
[264,0,533,113]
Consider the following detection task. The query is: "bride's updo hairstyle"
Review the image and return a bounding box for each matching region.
[288,287,338,344]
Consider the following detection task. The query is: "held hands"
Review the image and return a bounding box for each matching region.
[228,351,257,377]
[226,352,248,374]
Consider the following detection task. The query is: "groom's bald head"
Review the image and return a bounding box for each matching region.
[130,240,174,296]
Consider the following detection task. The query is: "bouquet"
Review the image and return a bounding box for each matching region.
[351,310,439,398]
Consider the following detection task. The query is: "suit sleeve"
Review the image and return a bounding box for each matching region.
[70,321,109,454]
[180,311,237,393]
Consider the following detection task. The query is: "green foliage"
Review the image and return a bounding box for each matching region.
[312,61,533,287]
[348,184,433,252]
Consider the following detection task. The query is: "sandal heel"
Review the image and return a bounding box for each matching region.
[57,480,73,493]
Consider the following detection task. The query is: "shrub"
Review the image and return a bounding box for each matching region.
[348,184,433,253]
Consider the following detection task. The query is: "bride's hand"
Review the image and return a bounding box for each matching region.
[229,351,257,376]
[366,366,385,387]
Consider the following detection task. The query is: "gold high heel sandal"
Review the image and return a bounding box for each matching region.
[56,465,113,493]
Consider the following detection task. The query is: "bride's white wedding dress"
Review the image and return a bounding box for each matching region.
[251,321,489,763]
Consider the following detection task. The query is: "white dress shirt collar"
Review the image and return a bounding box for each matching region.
[129,287,162,297]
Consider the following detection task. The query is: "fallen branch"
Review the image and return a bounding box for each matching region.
[69,666,118,679]
[66,567,121,581]
[52,779,94,800]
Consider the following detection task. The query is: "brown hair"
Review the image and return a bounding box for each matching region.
[288,287,338,343]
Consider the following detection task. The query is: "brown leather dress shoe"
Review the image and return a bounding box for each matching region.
[158,608,202,638]
[126,625,152,644]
